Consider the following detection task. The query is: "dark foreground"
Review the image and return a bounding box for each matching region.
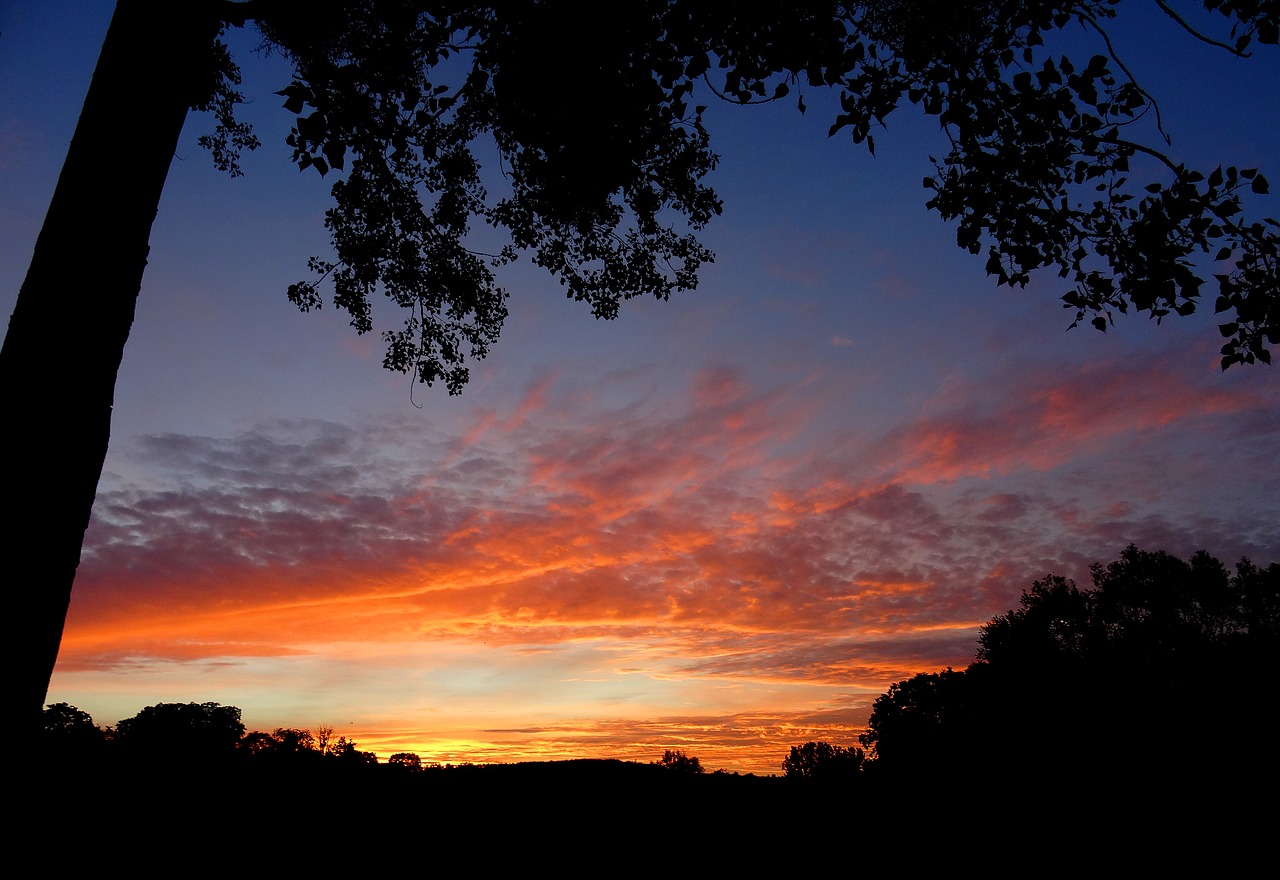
[18,757,1269,870]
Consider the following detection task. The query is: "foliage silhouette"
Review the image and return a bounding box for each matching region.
[860,545,1279,789]
[6,2,1278,737]
[40,701,108,761]
[238,730,280,757]
[388,751,424,770]
[238,726,325,764]
[330,736,380,765]
[781,740,865,781]
[856,666,977,776]
[114,701,247,761]
[267,726,317,754]
[654,748,705,774]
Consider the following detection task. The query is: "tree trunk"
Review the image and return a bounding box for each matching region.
[2,0,224,742]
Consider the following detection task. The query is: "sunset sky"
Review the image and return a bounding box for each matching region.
[3,3,1278,773]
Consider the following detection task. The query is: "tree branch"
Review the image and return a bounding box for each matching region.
[1153,0,1252,57]
[1080,12,1171,145]
[700,72,787,106]
[1108,137,1181,174]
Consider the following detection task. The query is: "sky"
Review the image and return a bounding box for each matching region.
[2,3,1278,774]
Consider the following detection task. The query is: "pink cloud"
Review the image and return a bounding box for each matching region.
[58,353,1278,773]
[872,349,1276,484]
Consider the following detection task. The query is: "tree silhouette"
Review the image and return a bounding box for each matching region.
[388,752,423,770]
[40,702,107,760]
[654,749,704,774]
[114,701,247,762]
[238,730,279,757]
[330,736,379,766]
[857,667,980,778]
[234,724,384,767]
[861,546,1280,789]
[978,546,1280,681]
[267,727,318,754]
[781,741,864,781]
[7,2,1277,738]
[240,726,323,763]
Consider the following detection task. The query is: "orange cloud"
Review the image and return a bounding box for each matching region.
[52,353,1278,772]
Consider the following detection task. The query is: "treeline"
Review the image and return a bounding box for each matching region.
[861,544,1278,791]
[783,545,1279,794]
[42,703,718,776]
[41,701,381,767]
[40,703,734,784]
[39,546,1279,796]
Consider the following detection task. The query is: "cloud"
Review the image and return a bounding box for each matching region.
[58,351,1280,771]
[860,347,1278,485]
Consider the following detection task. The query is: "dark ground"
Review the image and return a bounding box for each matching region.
[16,757,1269,871]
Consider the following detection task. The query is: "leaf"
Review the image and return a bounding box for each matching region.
[1253,174,1270,194]
[324,141,346,173]
[277,84,308,115]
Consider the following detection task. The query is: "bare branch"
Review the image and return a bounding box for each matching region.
[1108,137,1181,174]
[1153,0,1252,57]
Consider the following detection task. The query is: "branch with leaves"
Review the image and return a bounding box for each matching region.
[203,1,1277,379]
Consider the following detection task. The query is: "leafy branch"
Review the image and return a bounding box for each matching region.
[1155,0,1253,55]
